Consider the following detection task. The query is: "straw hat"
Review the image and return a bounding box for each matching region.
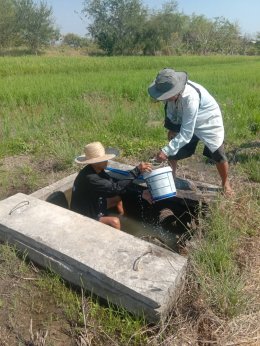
[75,142,115,165]
[148,68,187,101]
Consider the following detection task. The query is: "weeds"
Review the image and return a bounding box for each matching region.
[190,189,260,319]
[34,269,149,344]
[191,218,241,317]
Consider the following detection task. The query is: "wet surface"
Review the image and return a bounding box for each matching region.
[119,185,198,252]
[120,215,186,252]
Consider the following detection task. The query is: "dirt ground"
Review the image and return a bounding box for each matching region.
[0,248,74,345]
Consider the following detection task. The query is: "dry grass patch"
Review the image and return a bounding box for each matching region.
[0,154,74,200]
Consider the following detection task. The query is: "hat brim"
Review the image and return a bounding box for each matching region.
[75,153,115,165]
[148,71,187,101]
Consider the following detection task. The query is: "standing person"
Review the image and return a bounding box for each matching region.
[148,68,233,196]
[70,141,152,230]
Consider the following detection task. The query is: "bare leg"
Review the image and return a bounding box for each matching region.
[99,216,121,230]
[215,161,233,195]
[107,196,124,215]
[168,159,178,178]
[115,200,124,215]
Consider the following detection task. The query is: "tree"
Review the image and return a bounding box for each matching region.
[211,17,242,54]
[141,22,162,55]
[62,33,84,48]
[183,15,215,54]
[143,3,189,55]
[82,0,147,55]
[0,0,16,48]
[14,0,59,53]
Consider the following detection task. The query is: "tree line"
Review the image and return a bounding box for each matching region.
[0,0,259,55]
[82,0,259,55]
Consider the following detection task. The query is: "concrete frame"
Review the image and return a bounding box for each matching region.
[0,161,191,322]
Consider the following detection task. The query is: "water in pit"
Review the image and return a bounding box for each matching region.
[116,186,198,252]
[120,215,182,251]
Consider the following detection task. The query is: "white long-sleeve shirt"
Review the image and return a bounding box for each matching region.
[162,80,224,156]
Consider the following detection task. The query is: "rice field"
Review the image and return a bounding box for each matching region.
[0,56,259,169]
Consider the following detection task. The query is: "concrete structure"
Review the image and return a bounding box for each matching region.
[0,161,219,322]
[0,192,186,322]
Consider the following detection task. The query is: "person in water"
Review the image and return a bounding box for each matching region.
[70,141,152,230]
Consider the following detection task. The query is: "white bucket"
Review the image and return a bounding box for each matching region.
[143,166,176,202]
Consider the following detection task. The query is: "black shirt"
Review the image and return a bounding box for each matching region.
[70,164,140,220]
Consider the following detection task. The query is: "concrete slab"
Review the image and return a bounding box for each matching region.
[0,193,187,322]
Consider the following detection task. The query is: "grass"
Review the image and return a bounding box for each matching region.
[0,55,259,344]
[0,55,259,180]
[191,203,246,317]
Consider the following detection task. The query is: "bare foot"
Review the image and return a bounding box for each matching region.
[223,183,234,197]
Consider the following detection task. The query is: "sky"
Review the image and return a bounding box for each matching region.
[43,0,260,37]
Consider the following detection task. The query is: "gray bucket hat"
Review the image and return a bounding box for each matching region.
[148,68,187,101]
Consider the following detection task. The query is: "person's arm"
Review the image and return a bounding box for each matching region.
[87,163,152,198]
[128,162,151,178]
[161,96,199,157]
[86,175,133,198]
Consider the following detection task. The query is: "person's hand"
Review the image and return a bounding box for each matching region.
[142,189,153,204]
[156,150,168,162]
[138,162,152,173]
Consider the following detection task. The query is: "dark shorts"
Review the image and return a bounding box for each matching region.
[168,135,227,163]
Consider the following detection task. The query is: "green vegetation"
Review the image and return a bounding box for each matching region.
[82,0,259,55]
[192,203,247,317]
[0,55,259,344]
[38,272,148,344]
[1,0,259,55]
[0,55,259,180]
[0,0,59,54]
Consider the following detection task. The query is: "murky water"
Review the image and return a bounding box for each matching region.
[118,186,196,252]
[120,214,182,251]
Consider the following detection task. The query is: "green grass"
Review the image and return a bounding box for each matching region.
[191,191,259,319]
[34,270,149,344]
[0,55,259,181]
[191,204,245,317]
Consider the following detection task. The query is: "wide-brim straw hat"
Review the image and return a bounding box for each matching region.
[148,68,187,101]
[75,141,116,165]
